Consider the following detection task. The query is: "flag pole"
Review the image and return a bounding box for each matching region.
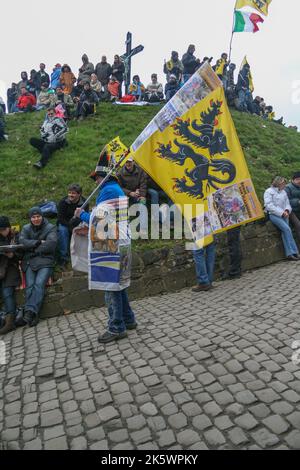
[229,0,238,63]
[228,9,236,63]
[228,30,235,63]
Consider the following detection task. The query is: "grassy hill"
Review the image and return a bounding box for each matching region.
[1,104,300,228]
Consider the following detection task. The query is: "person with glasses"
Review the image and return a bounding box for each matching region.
[29,107,68,169]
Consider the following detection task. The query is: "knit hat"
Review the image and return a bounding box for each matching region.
[28,207,43,218]
[0,216,11,229]
[293,172,300,180]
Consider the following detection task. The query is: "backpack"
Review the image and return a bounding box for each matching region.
[38,201,58,219]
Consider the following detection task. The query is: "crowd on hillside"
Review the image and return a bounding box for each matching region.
[1,45,295,146]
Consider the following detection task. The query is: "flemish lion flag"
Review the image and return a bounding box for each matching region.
[235,0,272,16]
[131,86,263,247]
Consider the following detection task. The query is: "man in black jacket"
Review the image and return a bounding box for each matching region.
[182,45,200,83]
[76,82,99,120]
[57,184,89,266]
[35,63,50,95]
[20,207,57,327]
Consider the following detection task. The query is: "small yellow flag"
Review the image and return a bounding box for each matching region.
[235,0,272,16]
[240,56,254,93]
[103,137,129,167]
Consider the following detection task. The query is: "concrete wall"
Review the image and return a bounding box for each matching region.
[16,220,286,319]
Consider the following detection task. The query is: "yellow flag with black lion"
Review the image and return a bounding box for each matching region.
[131,84,263,247]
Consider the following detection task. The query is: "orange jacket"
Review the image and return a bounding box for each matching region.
[60,71,77,94]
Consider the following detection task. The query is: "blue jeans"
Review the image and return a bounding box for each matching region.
[25,267,52,315]
[269,215,299,257]
[193,242,216,286]
[105,289,136,334]
[58,224,70,262]
[0,284,16,315]
[147,188,166,206]
[238,89,253,112]
[183,74,192,83]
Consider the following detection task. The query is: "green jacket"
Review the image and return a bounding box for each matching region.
[285,182,300,215]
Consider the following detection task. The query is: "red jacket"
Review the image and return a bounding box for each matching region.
[17,93,36,109]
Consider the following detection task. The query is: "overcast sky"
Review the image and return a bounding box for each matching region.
[1,0,299,128]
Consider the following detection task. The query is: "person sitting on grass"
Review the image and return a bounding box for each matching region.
[15,86,36,112]
[129,75,145,101]
[76,81,99,120]
[165,74,180,102]
[57,184,89,268]
[0,216,22,335]
[54,86,75,119]
[145,74,164,102]
[30,107,68,169]
[36,83,56,110]
[90,73,103,97]
[20,207,57,327]
[107,76,120,101]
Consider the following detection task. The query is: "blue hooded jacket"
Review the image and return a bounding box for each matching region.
[80,179,125,225]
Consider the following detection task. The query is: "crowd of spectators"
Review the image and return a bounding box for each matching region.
[1,46,293,140]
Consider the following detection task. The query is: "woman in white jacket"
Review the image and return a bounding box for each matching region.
[264,176,300,261]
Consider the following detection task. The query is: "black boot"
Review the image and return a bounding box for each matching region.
[0,314,15,335]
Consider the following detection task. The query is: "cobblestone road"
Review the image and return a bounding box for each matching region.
[1,261,300,450]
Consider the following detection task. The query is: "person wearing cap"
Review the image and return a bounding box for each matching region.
[50,64,62,90]
[74,152,137,344]
[57,184,89,267]
[165,74,180,102]
[19,207,57,327]
[0,217,22,335]
[145,74,164,103]
[285,172,300,242]
[30,107,68,169]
